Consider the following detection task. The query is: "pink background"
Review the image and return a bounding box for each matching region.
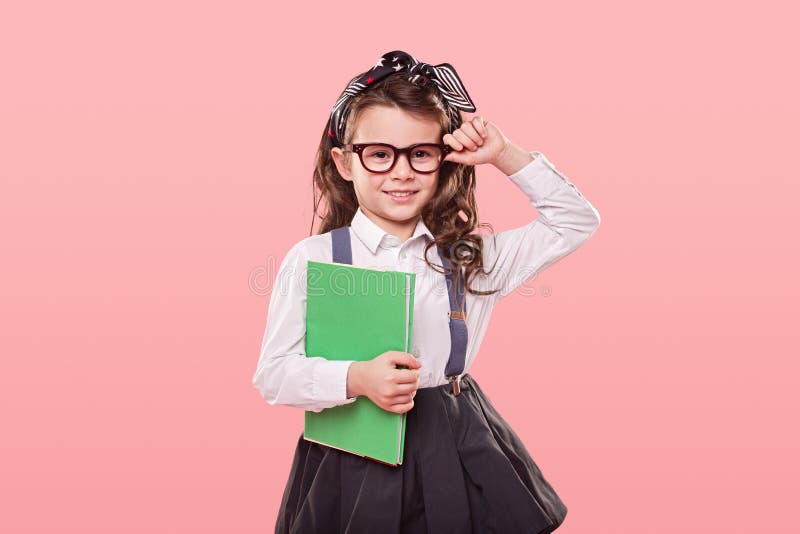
[2,1,798,532]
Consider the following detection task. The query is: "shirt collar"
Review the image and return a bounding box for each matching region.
[349,207,434,254]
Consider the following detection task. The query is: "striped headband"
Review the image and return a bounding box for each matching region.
[326,50,477,148]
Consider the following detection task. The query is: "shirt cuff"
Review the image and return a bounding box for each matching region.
[312,359,358,404]
[507,151,567,201]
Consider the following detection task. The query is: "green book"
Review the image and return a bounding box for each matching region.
[304,260,415,466]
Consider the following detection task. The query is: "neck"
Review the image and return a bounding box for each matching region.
[361,209,419,242]
[384,219,417,242]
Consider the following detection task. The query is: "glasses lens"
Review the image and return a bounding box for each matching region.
[362,145,395,172]
[361,144,444,173]
[409,145,443,172]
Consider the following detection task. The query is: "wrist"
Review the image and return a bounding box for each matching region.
[493,142,534,175]
[346,361,362,398]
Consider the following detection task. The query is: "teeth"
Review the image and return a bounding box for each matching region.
[388,191,414,197]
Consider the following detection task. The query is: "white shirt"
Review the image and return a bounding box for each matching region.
[252,151,601,413]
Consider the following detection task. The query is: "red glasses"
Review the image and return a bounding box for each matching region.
[342,143,454,174]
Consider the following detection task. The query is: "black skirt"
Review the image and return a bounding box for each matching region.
[275,373,568,534]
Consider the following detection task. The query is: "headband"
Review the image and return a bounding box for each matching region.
[326,50,477,148]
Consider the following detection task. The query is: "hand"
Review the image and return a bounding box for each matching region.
[347,351,421,414]
[442,115,510,167]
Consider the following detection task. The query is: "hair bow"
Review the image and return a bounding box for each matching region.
[327,50,477,148]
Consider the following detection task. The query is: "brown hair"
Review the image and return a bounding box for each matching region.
[310,76,501,303]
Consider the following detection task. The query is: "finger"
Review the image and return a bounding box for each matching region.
[393,382,418,394]
[390,352,420,369]
[473,116,489,138]
[459,121,484,146]
[453,129,478,151]
[442,132,464,151]
[388,396,414,408]
[390,394,413,404]
[389,401,413,414]
[443,146,472,164]
[395,368,420,384]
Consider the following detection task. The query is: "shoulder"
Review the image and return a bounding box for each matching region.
[280,232,334,269]
[271,233,334,296]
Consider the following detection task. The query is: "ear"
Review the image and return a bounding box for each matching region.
[331,147,353,182]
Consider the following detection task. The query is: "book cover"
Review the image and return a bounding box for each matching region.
[304,260,415,466]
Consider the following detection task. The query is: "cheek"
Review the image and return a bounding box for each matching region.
[352,175,379,194]
[423,177,440,197]
[371,177,386,190]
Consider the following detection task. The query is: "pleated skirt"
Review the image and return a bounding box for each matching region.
[275,373,568,534]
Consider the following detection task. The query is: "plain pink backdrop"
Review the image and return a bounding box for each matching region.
[2,1,798,532]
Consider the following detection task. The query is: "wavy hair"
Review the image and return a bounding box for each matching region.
[310,76,501,305]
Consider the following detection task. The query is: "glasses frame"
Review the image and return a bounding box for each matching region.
[341,142,454,174]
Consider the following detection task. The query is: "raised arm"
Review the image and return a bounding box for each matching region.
[440,118,601,299]
[251,241,358,413]
[481,148,601,299]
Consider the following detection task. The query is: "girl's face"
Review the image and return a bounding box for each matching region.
[331,105,442,241]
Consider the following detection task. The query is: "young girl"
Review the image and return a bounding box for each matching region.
[253,50,601,533]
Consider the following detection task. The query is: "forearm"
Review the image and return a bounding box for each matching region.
[493,142,535,176]
[252,353,358,413]
[480,150,601,298]
[509,151,601,241]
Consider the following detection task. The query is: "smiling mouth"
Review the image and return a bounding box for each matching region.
[384,191,419,198]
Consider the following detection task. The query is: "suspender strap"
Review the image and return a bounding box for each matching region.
[329,225,468,396]
[331,225,352,265]
[436,246,468,393]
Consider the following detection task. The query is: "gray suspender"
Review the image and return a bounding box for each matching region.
[436,245,468,396]
[331,225,353,265]
[331,225,467,395]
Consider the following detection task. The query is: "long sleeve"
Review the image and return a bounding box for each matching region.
[480,151,601,298]
[252,240,359,413]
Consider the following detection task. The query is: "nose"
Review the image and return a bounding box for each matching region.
[391,151,415,179]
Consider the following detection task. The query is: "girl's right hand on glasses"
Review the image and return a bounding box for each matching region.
[347,351,421,414]
[442,115,510,167]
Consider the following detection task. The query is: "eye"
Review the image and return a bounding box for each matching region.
[365,149,391,160]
